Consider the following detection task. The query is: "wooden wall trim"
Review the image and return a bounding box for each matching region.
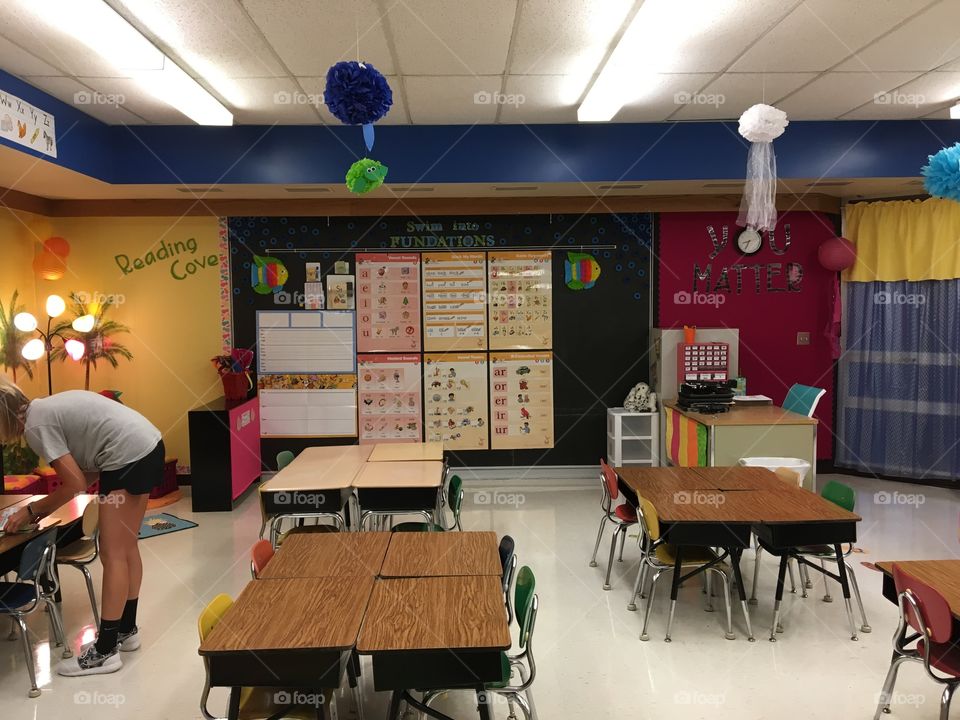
[0,187,841,217]
[0,186,56,216]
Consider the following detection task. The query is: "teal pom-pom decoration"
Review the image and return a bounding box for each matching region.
[922,143,960,201]
[345,158,388,194]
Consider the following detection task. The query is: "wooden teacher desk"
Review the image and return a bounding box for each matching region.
[663,401,819,490]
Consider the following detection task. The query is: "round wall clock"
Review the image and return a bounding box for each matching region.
[737,227,763,255]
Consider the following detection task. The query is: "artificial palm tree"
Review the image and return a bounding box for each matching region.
[0,289,36,383]
[52,292,133,390]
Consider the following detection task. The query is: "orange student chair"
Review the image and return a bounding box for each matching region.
[589,458,637,590]
[250,540,274,579]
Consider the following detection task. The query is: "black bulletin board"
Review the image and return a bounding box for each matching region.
[228,213,653,467]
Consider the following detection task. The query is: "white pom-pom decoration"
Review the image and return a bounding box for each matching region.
[738,104,789,143]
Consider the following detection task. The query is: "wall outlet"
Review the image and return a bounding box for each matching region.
[796,332,810,346]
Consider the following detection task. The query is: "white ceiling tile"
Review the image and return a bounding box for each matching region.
[388,0,517,76]
[0,33,62,76]
[296,76,408,125]
[777,72,921,119]
[403,76,500,124]
[835,1,960,72]
[615,74,716,122]
[499,76,578,123]
[221,78,320,124]
[242,0,394,76]
[22,76,146,124]
[671,73,817,120]
[75,77,194,123]
[841,71,960,119]
[732,0,933,72]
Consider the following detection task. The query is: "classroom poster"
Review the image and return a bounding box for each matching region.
[489,352,554,450]
[326,275,355,309]
[488,251,553,350]
[357,253,421,352]
[421,252,487,351]
[357,354,422,444]
[0,90,57,158]
[424,353,489,450]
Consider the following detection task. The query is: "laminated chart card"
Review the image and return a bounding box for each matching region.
[424,353,489,450]
[357,253,421,352]
[357,354,423,444]
[421,252,487,351]
[489,352,554,450]
[488,251,553,350]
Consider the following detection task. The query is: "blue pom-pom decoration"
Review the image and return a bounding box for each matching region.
[324,61,393,125]
[922,142,960,202]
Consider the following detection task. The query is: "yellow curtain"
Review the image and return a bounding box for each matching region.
[844,198,960,282]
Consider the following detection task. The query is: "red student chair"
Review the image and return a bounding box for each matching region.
[589,458,637,590]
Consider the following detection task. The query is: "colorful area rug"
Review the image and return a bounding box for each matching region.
[139,512,197,539]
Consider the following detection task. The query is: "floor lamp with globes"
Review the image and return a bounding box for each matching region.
[13,294,95,396]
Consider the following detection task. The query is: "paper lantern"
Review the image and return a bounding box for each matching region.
[818,236,857,271]
[43,236,70,258]
[33,250,66,281]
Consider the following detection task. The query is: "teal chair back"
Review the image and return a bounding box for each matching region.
[20,530,57,581]
[821,480,855,512]
[515,566,537,648]
[449,475,463,528]
[782,384,826,417]
[276,450,296,471]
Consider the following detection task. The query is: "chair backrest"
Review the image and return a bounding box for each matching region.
[449,474,464,522]
[514,565,537,648]
[19,530,57,581]
[81,500,100,537]
[498,535,516,589]
[636,496,661,542]
[276,450,296,471]
[821,480,855,512]
[250,539,275,579]
[893,564,954,645]
[197,593,234,642]
[599,458,619,501]
[782,384,826,417]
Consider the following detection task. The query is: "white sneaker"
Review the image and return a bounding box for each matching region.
[57,644,122,677]
[118,627,141,652]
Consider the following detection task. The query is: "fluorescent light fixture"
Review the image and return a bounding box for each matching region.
[578,0,733,122]
[951,102,960,120]
[25,0,232,125]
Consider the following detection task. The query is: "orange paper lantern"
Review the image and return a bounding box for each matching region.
[33,249,66,281]
[43,236,70,258]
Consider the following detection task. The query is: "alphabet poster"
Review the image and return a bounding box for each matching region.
[422,252,487,351]
[424,353,489,450]
[488,251,552,350]
[0,90,56,158]
[489,352,554,450]
[357,253,421,352]
[357,354,422,443]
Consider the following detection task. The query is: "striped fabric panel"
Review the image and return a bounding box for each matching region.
[665,407,707,467]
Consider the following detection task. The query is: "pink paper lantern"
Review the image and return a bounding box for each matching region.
[818,236,856,271]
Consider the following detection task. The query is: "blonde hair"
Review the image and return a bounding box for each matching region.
[0,377,29,444]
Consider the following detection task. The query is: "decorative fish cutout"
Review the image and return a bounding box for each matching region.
[250,254,288,294]
[345,158,388,194]
[565,252,601,290]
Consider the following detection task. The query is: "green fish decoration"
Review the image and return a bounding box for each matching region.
[250,254,289,294]
[346,158,389,194]
[564,252,601,290]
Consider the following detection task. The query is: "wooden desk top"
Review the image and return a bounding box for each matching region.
[199,576,375,654]
[691,466,785,491]
[753,484,861,524]
[640,487,767,524]
[381,531,502,578]
[368,442,444,463]
[0,494,35,511]
[616,466,717,494]
[875,560,960,619]
[356,576,511,653]
[260,532,390,579]
[352,461,444,489]
[665,400,817,427]
[260,445,372,492]
[0,493,93,555]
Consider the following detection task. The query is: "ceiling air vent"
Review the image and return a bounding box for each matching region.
[284,187,332,193]
[804,180,853,187]
[702,182,744,188]
[391,187,434,192]
[598,184,645,190]
[176,187,223,193]
[493,186,539,191]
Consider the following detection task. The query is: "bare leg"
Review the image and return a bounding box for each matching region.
[98,492,149,621]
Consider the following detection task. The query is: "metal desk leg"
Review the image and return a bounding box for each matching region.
[476,688,493,720]
[665,546,684,642]
[729,547,755,641]
[769,555,789,642]
[228,686,241,720]
[834,544,859,641]
[387,689,402,720]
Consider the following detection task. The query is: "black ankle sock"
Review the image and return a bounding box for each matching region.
[96,618,121,654]
[119,598,139,634]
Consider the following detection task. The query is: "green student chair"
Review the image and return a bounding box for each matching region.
[782,384,826,417]
[391,475,463,532]
[275,450,296,471]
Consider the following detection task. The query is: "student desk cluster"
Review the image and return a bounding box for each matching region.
[258,441,446,543]
[198,531,507,720]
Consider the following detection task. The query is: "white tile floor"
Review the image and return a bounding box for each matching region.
[0,473,956,719]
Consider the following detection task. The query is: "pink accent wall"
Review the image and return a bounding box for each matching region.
[228,396,262,499]
[657,211,837,459]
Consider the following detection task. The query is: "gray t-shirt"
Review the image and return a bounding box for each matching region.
[24,390,161,472]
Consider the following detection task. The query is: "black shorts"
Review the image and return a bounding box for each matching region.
[99,440,165,497]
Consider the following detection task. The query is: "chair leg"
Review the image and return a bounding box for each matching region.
[941,682,959,720]
[846,561,872,633]
[787,559,797,594]
[589,516,606,567]
[80,565,100,628]
[704,571,714,612]
[801,561,813,589]
[640,570,664,641]
[603,527,621,590]
[44,598,72,658]
[714,568,735,640]
[628,561,648,611]
[749,547,761,605]
[15,616,40,697]
[617,527,627,562]
[7,617,16,641]
[821,559,834,602]
[873,652,912,720]
[769,555,789,642]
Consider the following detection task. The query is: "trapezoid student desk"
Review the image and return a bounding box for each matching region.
[662,401,819,491]
[352,460,445,530]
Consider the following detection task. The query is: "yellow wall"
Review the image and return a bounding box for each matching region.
[0,211,223,468]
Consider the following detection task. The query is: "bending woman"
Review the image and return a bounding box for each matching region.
[0,380,163,677]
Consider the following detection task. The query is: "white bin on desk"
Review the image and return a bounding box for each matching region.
[738,456,811,487]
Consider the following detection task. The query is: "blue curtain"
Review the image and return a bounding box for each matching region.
[838,280,960,480]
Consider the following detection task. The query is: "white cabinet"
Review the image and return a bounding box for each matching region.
[606,408,659,466]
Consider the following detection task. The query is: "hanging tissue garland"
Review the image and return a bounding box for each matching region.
[922,143,960,202]
[346,158,388,194]
[737,104,789,232]
[324,61,393,152]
